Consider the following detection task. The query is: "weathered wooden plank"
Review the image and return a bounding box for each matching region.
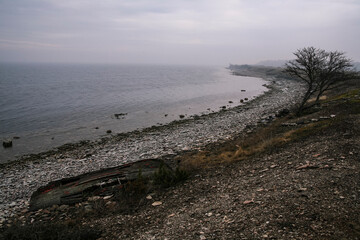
[30,159,169,210]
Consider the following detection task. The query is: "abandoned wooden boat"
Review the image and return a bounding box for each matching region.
[30,159,169,210]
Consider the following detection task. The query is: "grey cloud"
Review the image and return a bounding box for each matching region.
[0,0,359,65]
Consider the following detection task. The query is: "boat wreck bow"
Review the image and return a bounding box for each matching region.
[30,159,170,210]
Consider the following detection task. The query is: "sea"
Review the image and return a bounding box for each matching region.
[0,63,267,163]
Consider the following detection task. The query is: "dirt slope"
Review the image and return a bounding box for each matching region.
[93,88,360,239]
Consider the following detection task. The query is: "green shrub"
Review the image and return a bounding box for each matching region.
[153,163,188,188]
[123,168,148,194]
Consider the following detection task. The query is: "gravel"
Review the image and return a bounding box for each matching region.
[0,78,305,223]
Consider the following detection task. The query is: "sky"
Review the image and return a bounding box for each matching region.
[0,0,359,65]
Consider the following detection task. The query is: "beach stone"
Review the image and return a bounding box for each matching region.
[276,108,290,117]
[3,140,12,148]
[84,205,93,213]
[88,196,101,201]
[103,195,113,200]
[114,113,127,119]
[0,78,306,223]
[59,205,69,211]
[152,201,162,206]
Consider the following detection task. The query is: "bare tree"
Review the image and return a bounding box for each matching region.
[316,51,356,102]
[284,47,357,114]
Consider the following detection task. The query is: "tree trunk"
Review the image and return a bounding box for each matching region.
[297,89,313,115]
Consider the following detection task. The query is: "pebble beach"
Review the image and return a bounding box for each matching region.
[0,77,305,224]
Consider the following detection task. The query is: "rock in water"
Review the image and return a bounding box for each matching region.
[114,113,127,119]
[3,140,12,148]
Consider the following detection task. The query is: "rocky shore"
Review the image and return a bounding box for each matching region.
[0,76,305,225]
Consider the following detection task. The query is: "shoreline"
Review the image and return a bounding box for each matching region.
[0,76,305,223]
[0,75,267,167]
[0,65,265,164]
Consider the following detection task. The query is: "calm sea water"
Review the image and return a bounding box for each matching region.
[0,63,267,163]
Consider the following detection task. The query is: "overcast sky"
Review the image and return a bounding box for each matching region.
[0,0,359,65]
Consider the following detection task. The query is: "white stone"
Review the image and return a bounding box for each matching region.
[152,201,162,206]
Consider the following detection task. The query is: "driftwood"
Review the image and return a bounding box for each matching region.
[30,159,169,210]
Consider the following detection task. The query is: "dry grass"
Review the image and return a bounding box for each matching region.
[180,87,360,171]
[324,88,360,103]
[179,117,337,171]
[179,120,287,170]
[308,95,327,103]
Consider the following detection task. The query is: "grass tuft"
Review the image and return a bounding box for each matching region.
[153,163,189,188]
